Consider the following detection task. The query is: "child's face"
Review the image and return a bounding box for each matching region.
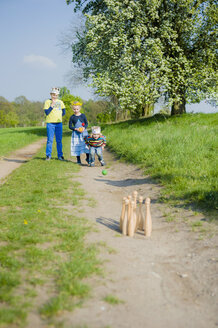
[51,93,58,100]
[73,105,81,114]
[93,133,100,139]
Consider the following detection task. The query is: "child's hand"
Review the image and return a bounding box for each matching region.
[78,127,84,133]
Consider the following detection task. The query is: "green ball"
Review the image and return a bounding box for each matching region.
[102,169,108,175]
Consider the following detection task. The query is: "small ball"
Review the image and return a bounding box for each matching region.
[102,169,108,175]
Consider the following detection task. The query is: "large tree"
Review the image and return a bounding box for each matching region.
[67,0,217,115]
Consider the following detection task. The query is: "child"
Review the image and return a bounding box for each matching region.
[43,87,66,161]
[84,126,106,167]
[69,101,89,165]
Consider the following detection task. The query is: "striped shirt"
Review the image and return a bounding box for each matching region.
[84,135,106,148]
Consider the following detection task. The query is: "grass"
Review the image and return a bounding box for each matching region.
[102,113,218,217]
[0,126,46,157]
[0,129,101,327]
[103,294,124,305]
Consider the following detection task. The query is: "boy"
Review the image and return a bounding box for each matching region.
[84,126,106,167]
[43,87,65,161]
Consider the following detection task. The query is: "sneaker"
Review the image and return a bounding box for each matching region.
[100,160,106,166]
[58,156,64,161]
[46,156,51,161]
[90,163,95,167]
[76,160,82,165]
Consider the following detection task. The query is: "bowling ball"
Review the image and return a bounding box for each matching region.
[102,169,108,175]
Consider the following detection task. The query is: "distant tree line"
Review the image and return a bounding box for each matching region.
[0,96,44,128]
[0,88,119,128]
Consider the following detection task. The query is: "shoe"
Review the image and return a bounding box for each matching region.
[76,160,82,165]
[90,163,95,167]
[46,156,51,161]
[100,160,106,166]
[58,156,64,161]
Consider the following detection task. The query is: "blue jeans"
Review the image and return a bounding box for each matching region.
[46,123,63,158]
[89,147,103,164]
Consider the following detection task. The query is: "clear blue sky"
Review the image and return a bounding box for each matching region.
[0,0,217,113]
[0,0,94,103]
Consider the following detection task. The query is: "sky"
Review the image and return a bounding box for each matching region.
[0,0,217,113]
[0,0,94,103]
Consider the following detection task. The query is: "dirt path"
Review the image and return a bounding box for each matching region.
[1,143,217,327]
[0,139,46,184]
[62,150,218,328]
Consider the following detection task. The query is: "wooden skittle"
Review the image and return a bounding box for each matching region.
[120,197,127,232]
[128,200,136,237]
[127,195,132,225]
[132,190,138,208]
[144,197,152,237]
[138,196,144,231]
[122,199,129,236]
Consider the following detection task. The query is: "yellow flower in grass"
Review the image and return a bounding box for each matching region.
[24,220,28,225]
[37,210,41,213]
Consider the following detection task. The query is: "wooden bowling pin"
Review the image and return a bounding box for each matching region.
[127,195,132,224]
[144,197,152,237]
[128,201,136,237]
[120,197,127,231]
[132,190,138,208]
[122,199,129,236]
[138,196,144,231]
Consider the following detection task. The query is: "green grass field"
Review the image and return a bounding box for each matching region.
[0,126,46,157]
[0,130,101,327]
[102,113,218,216]
[0,113,217,326]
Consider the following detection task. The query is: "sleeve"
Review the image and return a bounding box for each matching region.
[82,114,88,129]
[69,116,75,130]
[61,100,66,116]
[43,99,53,116]
[102,135,106,146]
[84,136,90,145]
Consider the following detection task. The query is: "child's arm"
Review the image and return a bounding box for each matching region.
[44,100,53,116]
[69,116,75,130]
[84,136,89,145]
[82,114,88,129]
[102,135,106,149]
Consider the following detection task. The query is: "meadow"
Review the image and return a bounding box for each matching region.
[0,126,46,157]
[102,113,218,216]
[0,112,217,326]
[0,131,101,327]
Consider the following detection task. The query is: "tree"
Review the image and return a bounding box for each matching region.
[59,87,82,124]
[0,101,19,127]
[66,0,217,115]
[83,99,110,124]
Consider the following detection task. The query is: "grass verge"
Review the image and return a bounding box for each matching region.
[0,130,101,327]
[102,113,218,218]
[0,126,47,157]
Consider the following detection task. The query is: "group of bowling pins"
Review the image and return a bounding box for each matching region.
[120,190,152,237]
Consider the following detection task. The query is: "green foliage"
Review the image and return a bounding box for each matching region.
[102,113,218,214]
[67,0,217,115]
[83,99,109,125]
[103,295,124,305]
[0,95,44,127]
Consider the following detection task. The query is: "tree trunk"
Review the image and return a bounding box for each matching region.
[142,103,154,117]
[171,95,186,115]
